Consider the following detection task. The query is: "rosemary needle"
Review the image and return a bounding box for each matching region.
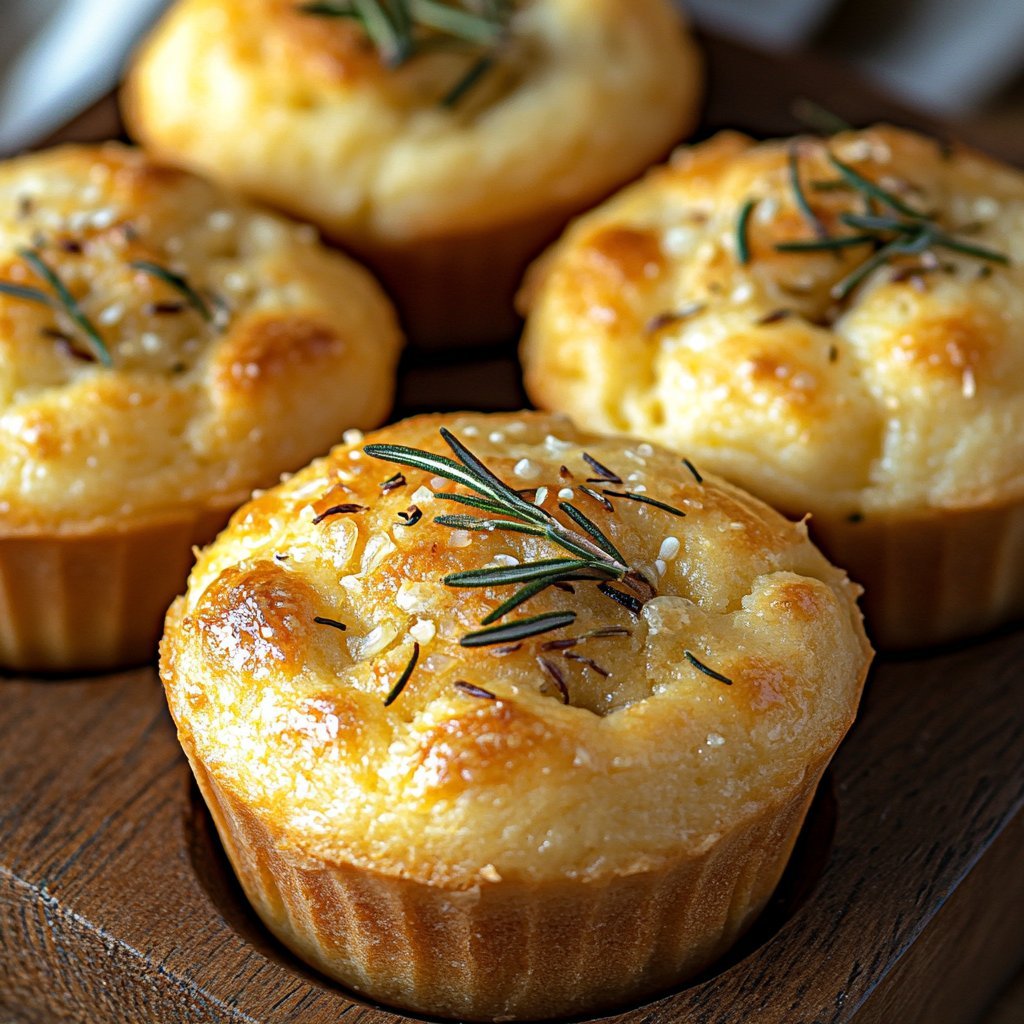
[454,680,497,700]
[461,611,578,647]
[300,0,511,105]
[0,281,51,305]
[130,260,213,323]
[736,199,757,265]
[17,247,112,366]
[684,650,733,685]
[601,491,687,518]
[788,146,828,240]
[384,642,420,706]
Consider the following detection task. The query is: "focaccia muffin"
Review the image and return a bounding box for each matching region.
[161,411,871,1020]
[122,0,701,345]
[0,143,402,671]
[521,126,1024,648]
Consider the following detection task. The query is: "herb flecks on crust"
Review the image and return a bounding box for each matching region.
[363,428,736,692]
[0,247,112,366]
[365,427,655,629]
[130,260,216,324]
[298,0,515,107]
[748,141,1011,302]
[0,237,228,369]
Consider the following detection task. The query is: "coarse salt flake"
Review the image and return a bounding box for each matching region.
[207,210,235,231]
[98,304,124,326]
[659,536,680,560]
[410,619,436,644]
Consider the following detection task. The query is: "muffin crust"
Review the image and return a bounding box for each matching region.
[0,143,402,528]
[163,412,870,887]
[521,127,1024,522]
[123,0,701,246]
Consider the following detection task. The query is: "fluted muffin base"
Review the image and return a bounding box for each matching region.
[0,499,242,674]
[184,753,826,1021]
[810,497,1024,650]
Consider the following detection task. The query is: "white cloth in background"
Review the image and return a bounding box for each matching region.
[0,0,169,155]
[0,0,1022,155]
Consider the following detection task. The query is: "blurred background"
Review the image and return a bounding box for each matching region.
[1,0,1024,156]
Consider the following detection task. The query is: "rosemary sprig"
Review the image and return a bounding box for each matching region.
[130,260,213,323]
[836,212,1009,264]
[770,147,1010,300]
[299,0,512,105]
[365,429,655,634]
[15,247,112,366]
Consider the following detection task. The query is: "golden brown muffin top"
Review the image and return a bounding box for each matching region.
[0,144,402,528]
[123,0,701,241]
[521,126,1024,519]
[162,412,871,888]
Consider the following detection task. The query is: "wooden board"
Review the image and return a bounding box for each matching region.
[2,33,1024,1024]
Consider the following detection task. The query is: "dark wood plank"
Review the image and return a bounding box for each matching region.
[1,632,1021,1024]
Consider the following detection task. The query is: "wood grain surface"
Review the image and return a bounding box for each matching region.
[1,621,1021,1023]
[1,31,1023,1024]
